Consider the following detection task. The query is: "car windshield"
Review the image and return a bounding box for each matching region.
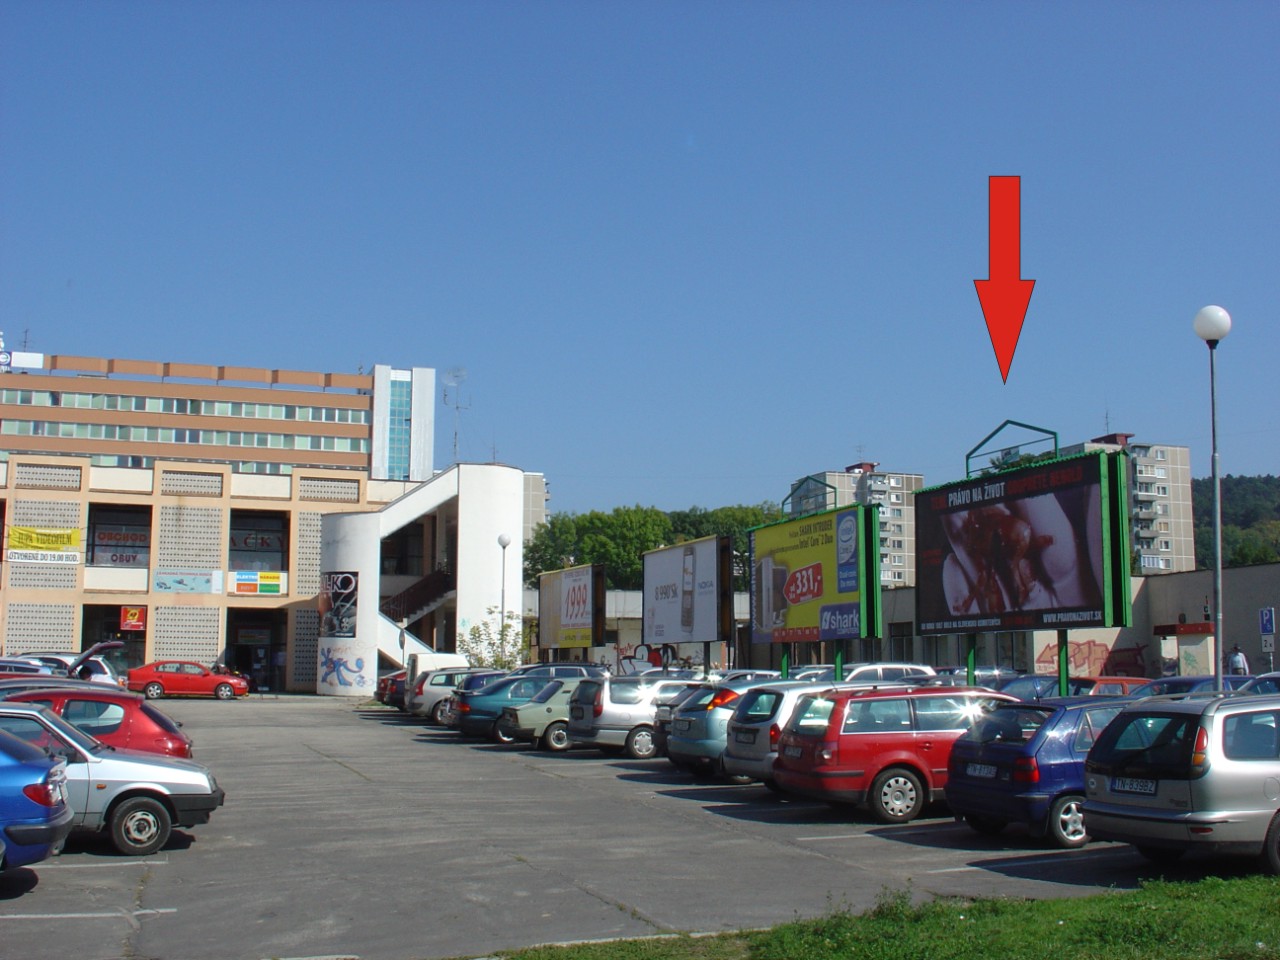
[0,707,102,755]
[963,704,1054,744]
[786,695,836,735]
[1088,712,1199,779]
[1241,676,1280,696]
[529,681,564,703]
[733,688,786,722]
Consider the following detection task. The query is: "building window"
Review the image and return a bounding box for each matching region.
[889,493,903,504]
[890,508,903,518]
[228,511,288,572]
[1155,485,1169,496]
[1159,539,1172,551]
[87,505,152,568]
[1155,448,1167,460]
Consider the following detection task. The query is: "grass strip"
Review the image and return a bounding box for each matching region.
[473,875,1280,960]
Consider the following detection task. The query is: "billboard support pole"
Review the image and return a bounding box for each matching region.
[966,634,978,685]
[834,641,845,682]
[1057,629,1070,696]
[782,643,791,680]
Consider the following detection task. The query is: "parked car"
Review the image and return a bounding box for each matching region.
[791,662,937,684]
[1129,675,1254,698]
[653,684,704,757]
[375,669,408,705]
[508,662,608,680]
[497,678,584,751]
[455,675,553,742]
[1234,673,1280,695]
[0,702,224,855]
[436,671,509,729]
[20,645,125,686]
[1084,691,1280,871]
[407,667,500,722]
[126,661,250,700]
[935,666,1024,685]
[723,680,840,789]
[773,686,1015,822]
[0,658,54,676]
[3,688,193,759]
[0,727,74,871]
[945,697,1127,847]
[666,678,773,777]
[997,674,1145,701]
[567,676,699,759]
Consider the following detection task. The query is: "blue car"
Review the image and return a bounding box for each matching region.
[0,727,74,870]
[455,676,553,742]
[945,697,1125,849]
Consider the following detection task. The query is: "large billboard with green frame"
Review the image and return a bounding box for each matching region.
[914,450,1132,635]
[749,506,882,644]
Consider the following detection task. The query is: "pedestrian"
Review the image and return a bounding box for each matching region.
[1228,645,1249,675]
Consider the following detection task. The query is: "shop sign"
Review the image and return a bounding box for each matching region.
[120,606,147,631]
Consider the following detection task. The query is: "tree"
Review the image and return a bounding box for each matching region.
[456,606,527,669]
[523,501,782,591]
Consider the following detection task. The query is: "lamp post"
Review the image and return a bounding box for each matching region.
[1194,305,1231,692]
[497,533,512,658]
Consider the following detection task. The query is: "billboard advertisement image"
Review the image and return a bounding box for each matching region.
[749,507,879,644]
[914,451,1130,635]
[538,564,605,649]
[642,537,731,645]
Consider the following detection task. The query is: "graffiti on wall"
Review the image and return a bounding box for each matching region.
[1033,639,1148,677]
[319,647,367,688]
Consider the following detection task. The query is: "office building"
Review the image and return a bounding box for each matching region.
[0,349,542,693]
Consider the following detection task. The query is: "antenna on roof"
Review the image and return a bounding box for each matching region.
[442,367,469,462]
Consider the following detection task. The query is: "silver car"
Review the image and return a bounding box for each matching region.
[406,667,500,722]
[568,676,697,759]
[1085,692,1280,871]
[0,702,224,856]
[722,680,844,789]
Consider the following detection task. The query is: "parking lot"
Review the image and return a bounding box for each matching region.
[0,694,1243,960]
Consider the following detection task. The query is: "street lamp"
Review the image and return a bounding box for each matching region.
[497,533,512,653]
[1194,305,1231,692]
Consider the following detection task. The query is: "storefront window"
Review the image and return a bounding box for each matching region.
[87,506,152,567]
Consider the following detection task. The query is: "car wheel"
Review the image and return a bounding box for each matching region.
[763,779,785,795]
[1047,795,1089,849]
[541,721,571,753]
[109,797,172,856]
[1136,845,1186,864]
[143,682,164,700]
[1260,813,1280,875]
[869,767,924,823]
[964,814,1007,836]
[430,701,448,725]
[214,683,235,701]
[491,721,516,745]
[625,726,657,760]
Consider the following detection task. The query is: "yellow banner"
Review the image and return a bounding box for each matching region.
[8,526,81,551]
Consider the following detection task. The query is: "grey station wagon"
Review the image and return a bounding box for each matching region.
[1085,692,1280,872]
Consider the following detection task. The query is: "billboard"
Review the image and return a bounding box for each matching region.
[538,564,606,649]
[7,526,81,564]
[914,451,1131,635]
[642,537,732,644]
[749,507,880,644]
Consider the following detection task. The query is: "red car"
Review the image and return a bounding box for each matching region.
[773,685,1016,823]
[4,687,194,758]
[126,661,250,700]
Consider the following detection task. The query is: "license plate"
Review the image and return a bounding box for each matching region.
[966,763,997,779]
[783,745,803,758]
[734,729,757,745]
[1112,777,1157,795]
[675,719,691,732]
[570,706,584,719]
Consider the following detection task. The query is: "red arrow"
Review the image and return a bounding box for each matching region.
[974,176,1035,383]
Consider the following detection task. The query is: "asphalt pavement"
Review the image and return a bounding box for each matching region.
[0,693,1241,960]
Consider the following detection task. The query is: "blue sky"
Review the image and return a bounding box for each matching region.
[3,2,1276,515]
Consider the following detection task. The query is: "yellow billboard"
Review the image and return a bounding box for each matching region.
[750,507,879,643]
[9,526,81,551]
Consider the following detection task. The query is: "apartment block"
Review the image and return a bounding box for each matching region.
[788,462,926,587]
